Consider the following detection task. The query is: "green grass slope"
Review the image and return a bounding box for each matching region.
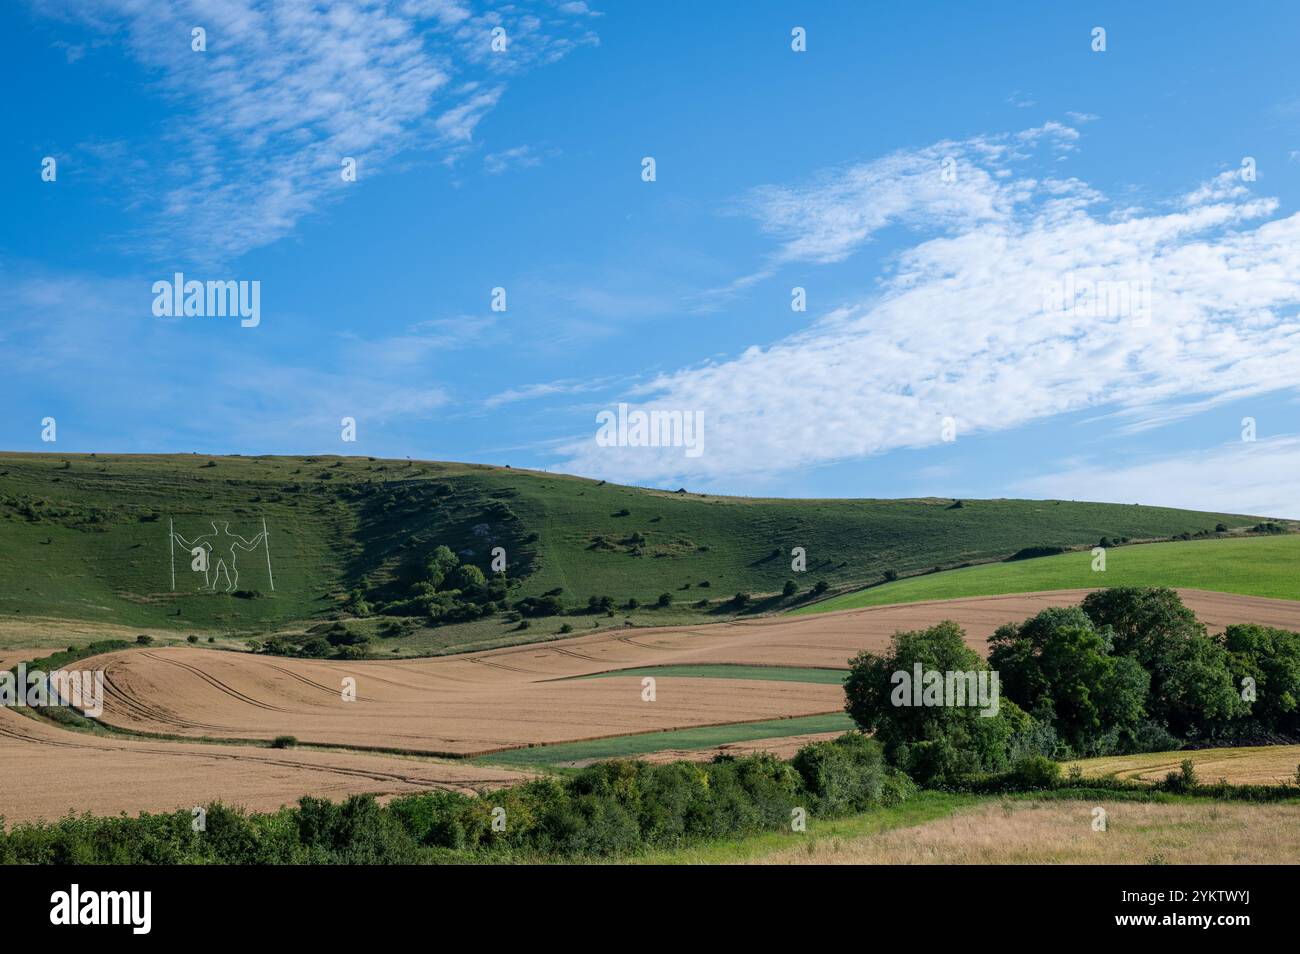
[0,452,1272,640]
[794,533,1300,614]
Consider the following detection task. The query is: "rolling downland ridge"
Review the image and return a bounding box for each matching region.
[0,452,1273,639]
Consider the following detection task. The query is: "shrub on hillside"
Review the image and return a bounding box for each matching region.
[515,595,563,617]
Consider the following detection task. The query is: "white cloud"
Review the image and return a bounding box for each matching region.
[1014,437,1300,519]
[484,377,607,408]
[46,0,598,263]
[713,123,1078,295]
[483,143,552,175]
[1181,169,1249,207]
[558,125,1300,489]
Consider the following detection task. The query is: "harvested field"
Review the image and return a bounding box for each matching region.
[0,706,524,824]
[65,589,1299,758]
[0,649,46,672]
[74,649,841,755]
[1072,745,1300,787]
[573,664,846,683]
[751,798,1300,865]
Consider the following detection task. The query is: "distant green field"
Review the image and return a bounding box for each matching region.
[794,534,1300,614]
[572,664,846,684]
[476,713,854,767]
[0,452,1273,646]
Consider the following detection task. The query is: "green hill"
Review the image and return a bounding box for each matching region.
[793,533,1300,614]
[0,452,1274,650]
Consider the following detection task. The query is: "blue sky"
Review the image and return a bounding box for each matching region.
[4,1,1300,515]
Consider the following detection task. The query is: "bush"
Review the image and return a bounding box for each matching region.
[657,592,672,607]
[515,595,563,617]
[1008,755,1060,789]
[791,734,889,814]
[271,736,298,749]
[1128,720,1182,755]
[1163,759,1200,793]
[782,580,798,597]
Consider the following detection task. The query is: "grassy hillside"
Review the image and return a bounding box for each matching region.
[794,533,1300,614]
[0,452,1271,647]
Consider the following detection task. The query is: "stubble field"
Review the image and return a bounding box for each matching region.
[5,587,1298,823]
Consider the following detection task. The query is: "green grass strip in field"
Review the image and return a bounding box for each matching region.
[476,712,854,768]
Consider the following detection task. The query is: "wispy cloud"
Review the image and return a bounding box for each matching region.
[484,376,612,408]
[711,123,1079,295]
[1014,437,1300,519]
[1006,90,1036,109]
[0,264,452,448]
[558,124,1300,488]
[42,0,599,264]
[483,143,554,175]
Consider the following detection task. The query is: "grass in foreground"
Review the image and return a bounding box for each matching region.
[796,534,1300,613]
[753,797,1300,864]
[1071,745,1300,787]
[476,713,854,767]
[571,664,846,684]
[621,791,978,864]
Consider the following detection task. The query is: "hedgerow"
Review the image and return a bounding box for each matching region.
[0,734,913,865]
